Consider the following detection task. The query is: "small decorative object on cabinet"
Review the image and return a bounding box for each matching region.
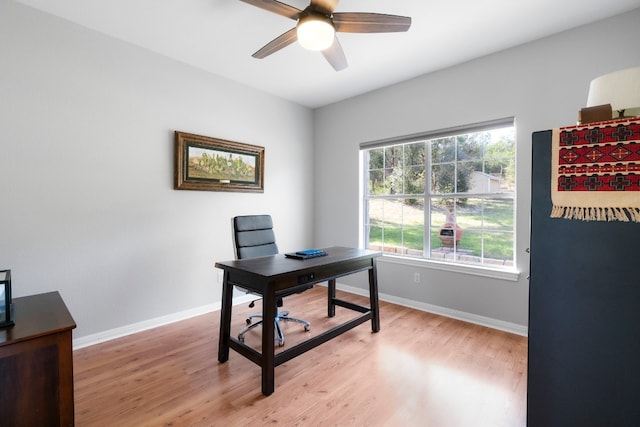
[578,104,612,124]
[0,269,13,327]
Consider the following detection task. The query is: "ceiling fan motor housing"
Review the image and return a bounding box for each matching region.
[296,10,335,51]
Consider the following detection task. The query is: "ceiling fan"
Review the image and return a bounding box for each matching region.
[239,0,411,71]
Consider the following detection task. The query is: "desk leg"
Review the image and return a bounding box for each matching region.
[261,289,276,396]
[218,272,232,363]
[327,278,336,317]
[369,259,380,332]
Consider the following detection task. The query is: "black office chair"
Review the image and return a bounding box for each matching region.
[232,214,310,346]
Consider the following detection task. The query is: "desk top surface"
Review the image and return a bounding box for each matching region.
[0,291,76,346]
[215,246,381,277]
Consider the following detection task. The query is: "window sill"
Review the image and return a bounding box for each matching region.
[378,254,521,282]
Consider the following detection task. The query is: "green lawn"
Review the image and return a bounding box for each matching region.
[368,198,514,261]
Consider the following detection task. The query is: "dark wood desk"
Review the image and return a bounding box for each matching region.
[216,246,381,396]
[0,291,76,426]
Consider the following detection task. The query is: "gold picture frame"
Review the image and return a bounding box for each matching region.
[174,131,264,193]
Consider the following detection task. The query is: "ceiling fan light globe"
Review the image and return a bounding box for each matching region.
[297,17,335,51]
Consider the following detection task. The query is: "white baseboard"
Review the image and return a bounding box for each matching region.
[333,283,528,337]
[72,294,255,350]
[73,283,527,349]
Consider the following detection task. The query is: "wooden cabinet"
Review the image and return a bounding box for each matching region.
[0,292,76,426]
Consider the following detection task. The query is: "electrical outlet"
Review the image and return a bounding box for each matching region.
[414,272,420,283]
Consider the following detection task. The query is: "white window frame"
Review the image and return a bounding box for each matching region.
[360,118,520,281]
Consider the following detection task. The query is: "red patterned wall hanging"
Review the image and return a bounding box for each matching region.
[551,118,640,222]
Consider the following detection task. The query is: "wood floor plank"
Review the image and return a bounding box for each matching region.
[74,286,527,426]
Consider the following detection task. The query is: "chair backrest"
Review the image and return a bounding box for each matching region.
[232,215,279,260]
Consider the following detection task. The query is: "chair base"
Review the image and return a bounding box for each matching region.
[238,311,310,346]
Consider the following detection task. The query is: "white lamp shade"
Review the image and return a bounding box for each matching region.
[586,66,640,113]
[296,16,335,51]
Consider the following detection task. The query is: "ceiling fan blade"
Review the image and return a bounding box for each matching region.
[252,27,298,59]
[310,0,339,15]
[333,12,411,33]
[322,37,347,71]
[239,0,301,20]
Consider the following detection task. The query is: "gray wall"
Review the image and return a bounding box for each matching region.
[313,9,640,330]
[2,1,639,342]
[0,2,315,340]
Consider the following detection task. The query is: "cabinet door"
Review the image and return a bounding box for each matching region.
[0,293,75,427]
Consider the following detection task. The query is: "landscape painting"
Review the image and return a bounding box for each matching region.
[174,131,264,192]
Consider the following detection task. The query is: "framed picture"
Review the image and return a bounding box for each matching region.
[174,131,264,193]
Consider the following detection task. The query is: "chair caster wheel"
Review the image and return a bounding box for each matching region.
[238,335,245,343]
[304,325,310,332]
[278,340,285,347]
[245,318,252,325]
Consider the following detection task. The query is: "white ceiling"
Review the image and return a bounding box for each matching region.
[15,0,640,108]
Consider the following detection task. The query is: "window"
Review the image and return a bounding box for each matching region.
[361,119,516,269]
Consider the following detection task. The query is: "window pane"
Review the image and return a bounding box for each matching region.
[482,231,514,265]
[431,163,455,194]
[367,198,393,251]
[429,226,444,258]
[368,169,384,195]
[383,167,403,194]
[404,165,425,194]
[455,198,487,240]
[457,161,483,193]
[486,128,516,192]
[457,229,481,260]
[368,148,384,170]
[384,146,402,168]
[429,199,450,229]
[402,198,425,254]
[404,142,425,166]
[456,133,484,161]
[365,199,384,248]
[430,199,457,259]
[483,198,514,232]
[485,158,515,193]
[486,129,515,158]
[431,138,455,163]
[366,198,424,255]
[380,199,403,250]
[432,199,464,249]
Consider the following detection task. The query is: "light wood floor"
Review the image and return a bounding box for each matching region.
[73,286,527,426]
